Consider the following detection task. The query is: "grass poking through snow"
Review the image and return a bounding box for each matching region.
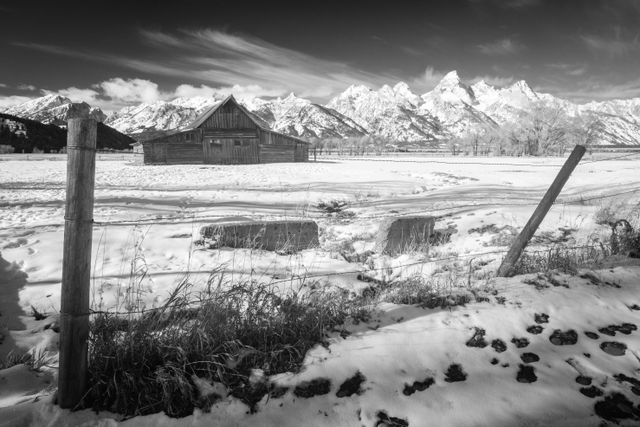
[83,272,370,417]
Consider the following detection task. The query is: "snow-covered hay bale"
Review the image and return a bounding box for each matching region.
[200,220,319,253]
[376,216,436,255]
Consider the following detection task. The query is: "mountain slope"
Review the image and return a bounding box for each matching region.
[2,94,106,125]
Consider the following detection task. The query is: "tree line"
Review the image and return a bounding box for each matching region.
[0,113,135,153]
[304,104,604,157]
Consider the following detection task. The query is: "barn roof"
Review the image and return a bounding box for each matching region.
[187,95,269,131]
[186,95,308,144]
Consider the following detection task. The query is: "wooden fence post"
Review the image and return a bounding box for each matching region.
[58,115,97,409]
[497,144,586,277]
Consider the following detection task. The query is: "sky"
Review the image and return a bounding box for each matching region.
[0,0,639,113]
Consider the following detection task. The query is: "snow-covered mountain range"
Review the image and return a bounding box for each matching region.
[3,71,640,145]
[2,94,107,126]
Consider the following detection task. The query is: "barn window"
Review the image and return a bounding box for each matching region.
[234,140,242,147]
[185,133,192,141]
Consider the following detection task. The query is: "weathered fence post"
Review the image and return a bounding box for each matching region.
[58,111,97,409]
[497,144,586,277]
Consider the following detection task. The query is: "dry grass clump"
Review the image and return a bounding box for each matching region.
[510,244,608,276]
[365,273,473,309]
[82,274,370,418]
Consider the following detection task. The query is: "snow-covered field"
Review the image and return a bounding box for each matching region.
[1,153,640,426]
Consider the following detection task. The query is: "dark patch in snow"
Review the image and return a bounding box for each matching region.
[516,364,537,383]
[444,364,467,382]
[491,339,507,353]
[584,331,599,340]
[511,337,530,348]
[534,313,549,324]
[580,386,604,398]
[490,358,499,365]
[526,325,544,335]
[402,377,435,395]
[376,411,409,427]
[549,329,578,345]
[617,323,638,334]
[520,352,540,363]
[614,374,640,395]
[601,323,638,336]
[269,386,288,399]
[629,304,640,311]
[293,378,331,398]
[576,376,592,386]
[466,328,488,348]
[584,353,591,358]
[495,296,506,305]
[501,363,510,368]
[600,341,627,356]
[336,371,366,398]
[594,393,640,421]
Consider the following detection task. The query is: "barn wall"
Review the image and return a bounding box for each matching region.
[142,142,167,164]
[203,138,260,164]
[165,143,204,164]
[259,144,295,163]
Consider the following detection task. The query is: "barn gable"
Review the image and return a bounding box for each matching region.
[188,96,270,131]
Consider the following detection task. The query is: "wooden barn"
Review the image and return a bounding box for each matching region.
[140,95,309,164]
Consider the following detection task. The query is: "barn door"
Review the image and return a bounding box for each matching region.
[203,138,222,163]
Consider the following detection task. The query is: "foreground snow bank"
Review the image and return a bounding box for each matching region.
[3,264,640,426]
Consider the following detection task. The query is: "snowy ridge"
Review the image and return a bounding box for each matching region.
[2,94,107,125]
[3,73,640,144]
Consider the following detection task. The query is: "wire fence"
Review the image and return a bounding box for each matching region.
[9,149,640,317]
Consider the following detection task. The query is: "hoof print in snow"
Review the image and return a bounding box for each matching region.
[516,364,537,383]
[598,326,617,336]
[584,331,599,339]
[617,323,637,335]
[629,304,640,311]
[466,327,488,348]
[269,386,288,399]
[575,375,592,386]
[614,374,640,396]
[293,378,331,398]
[336,371,366,398]
[580,386,604,398]
[600,341,627,356]
[501,363,510,368]
[490,358,499,365]
[402,377,435,395]
[526,325,544,335]
[594,393,640,421]
[549,329,578,345]
[511,337,530,348]
[444,364,467,383]
[534,313,549,324]
[376,411,409,427]
[520,352,540,363]
[491,339,507,353]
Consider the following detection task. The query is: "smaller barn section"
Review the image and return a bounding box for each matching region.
[140,96,310,165]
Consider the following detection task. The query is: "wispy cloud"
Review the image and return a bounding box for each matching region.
[537,75,640,103]
[17,84,36,91]
[582,34,640,57]
[477,38,524,55]
[0,95,34,109]
[15,30,395,101]
[470,75,515,87]
[546,63,587,77]
[0,83,7,88]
